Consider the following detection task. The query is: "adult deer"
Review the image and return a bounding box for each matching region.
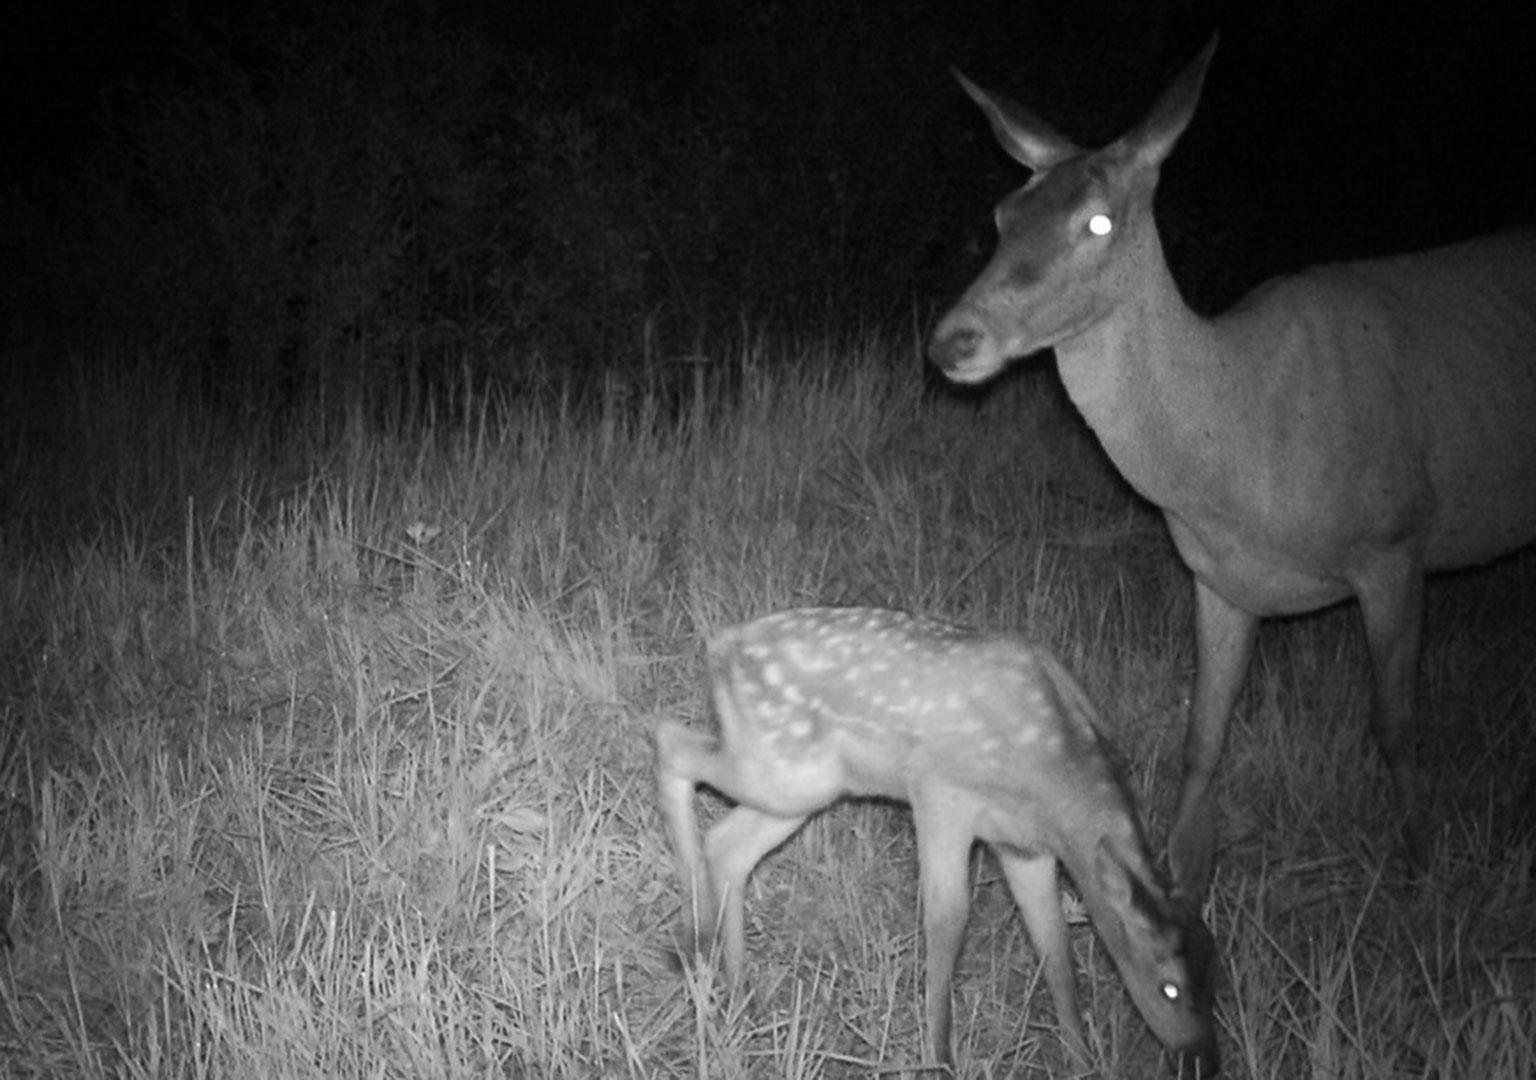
[657,607,1218,1075]
[928,37,1536,899]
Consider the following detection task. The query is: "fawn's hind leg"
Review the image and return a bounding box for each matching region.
[702,807,807,984]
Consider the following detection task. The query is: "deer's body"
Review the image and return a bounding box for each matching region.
[930,38,1536,897]
[1084,233,1536,606]
[656,607,1218,1075]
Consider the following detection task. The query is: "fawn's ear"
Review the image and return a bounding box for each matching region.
[1093,834,1161,932]
[1093,834,1135,895]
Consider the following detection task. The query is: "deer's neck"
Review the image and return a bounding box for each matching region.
[1052,239,1243,512]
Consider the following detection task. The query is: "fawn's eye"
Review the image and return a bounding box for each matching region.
[1088,212,1112,236]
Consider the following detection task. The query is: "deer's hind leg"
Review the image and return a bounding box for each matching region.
[1353,548,1431,873]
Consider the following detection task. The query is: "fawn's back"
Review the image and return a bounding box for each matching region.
[710,607,1132,839]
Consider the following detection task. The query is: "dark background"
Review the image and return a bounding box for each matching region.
[4,0,1534,416]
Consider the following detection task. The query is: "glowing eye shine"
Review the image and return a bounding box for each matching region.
[1088,213,1112,236]
[1161,981,1181,1003]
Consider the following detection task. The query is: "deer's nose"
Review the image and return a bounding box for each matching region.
[928,321,981,371]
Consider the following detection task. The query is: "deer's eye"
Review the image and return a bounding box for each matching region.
[1160,980,1181,1003]
[1088,213,1113,237]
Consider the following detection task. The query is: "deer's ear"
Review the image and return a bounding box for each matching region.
[1122,35,1218,168]
[952,68,1080,173]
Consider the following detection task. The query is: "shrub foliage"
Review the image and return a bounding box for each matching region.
[8,0,972,420]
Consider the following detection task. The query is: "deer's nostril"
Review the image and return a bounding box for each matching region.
[929,327,980,369]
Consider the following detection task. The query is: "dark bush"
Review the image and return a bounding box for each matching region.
[4,0,1005,420]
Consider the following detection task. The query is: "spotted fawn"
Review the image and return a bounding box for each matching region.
[656,607,1218,1075]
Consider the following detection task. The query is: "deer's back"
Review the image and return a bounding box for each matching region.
[1236,230,1536,568]
[1371,231,1536,564]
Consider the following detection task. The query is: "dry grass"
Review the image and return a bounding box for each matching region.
[1,334,1531,1077]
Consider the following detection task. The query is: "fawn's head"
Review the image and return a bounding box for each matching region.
[1090,834,1220,1075]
